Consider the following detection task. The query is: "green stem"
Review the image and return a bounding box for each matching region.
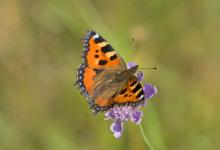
[139,124,155,150]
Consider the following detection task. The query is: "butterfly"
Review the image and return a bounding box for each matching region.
[75,30,145,113]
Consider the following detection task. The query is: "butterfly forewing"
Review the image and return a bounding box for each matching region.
[82,31,127,68]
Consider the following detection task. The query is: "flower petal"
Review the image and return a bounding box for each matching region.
[110,121,123,138]
[105,110,115,120]
[126,62,137,69]
[143,84,158,99]
[131,111,143,124]
[137,71,144,81]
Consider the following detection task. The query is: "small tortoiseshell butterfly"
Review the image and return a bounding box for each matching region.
[75,31,145,113]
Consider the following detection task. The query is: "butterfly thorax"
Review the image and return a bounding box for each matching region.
[115,65,138,82]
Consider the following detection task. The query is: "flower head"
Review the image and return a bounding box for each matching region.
[105,62,157,138]
[106,106,143,138]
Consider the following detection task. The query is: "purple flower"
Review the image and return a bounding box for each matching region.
[131,110,143,124]
[137,71,143,81]
[127,62,137,69]
[104,62,157,138]
[110,120,123,138]
[143,84,158,99]
[105,106,144,138]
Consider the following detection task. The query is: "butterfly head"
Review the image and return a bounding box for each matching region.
[128,64,139,74]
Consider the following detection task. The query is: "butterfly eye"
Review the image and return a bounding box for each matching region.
[131,65,138,71]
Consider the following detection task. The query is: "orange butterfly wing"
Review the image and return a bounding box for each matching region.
[113,78,145,107]
[76,31,126,108]
[82,31,126,68]
[81,31,126,95]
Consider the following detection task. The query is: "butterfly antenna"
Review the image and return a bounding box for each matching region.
[130,36,158,70]
[139,67,158,70]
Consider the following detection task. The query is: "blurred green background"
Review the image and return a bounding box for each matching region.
[0,0,220,150]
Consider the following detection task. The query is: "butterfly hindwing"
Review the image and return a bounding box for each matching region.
[113,77,145,106]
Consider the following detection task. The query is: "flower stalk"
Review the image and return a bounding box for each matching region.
[139,124,154,150]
